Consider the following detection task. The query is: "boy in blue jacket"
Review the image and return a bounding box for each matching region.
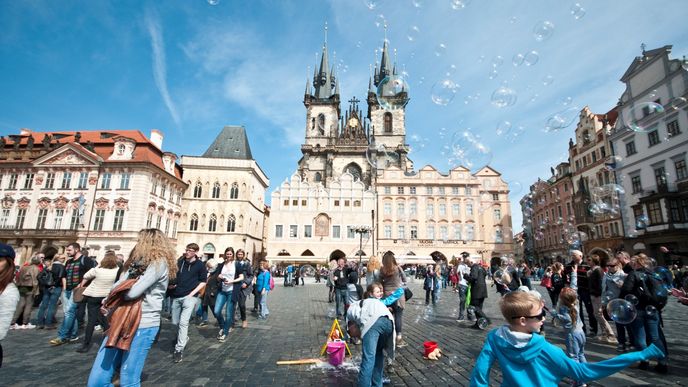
[470,291,664,386]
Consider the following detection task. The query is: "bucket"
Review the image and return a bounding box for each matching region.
[326,340,346,366]
[423,340,438,357]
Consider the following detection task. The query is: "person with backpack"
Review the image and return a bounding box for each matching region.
[619,253,669,374]
[10,254,41,330]
[36,255,67,329]
[255,260,271,320]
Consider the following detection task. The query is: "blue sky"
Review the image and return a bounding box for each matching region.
[2,0,687,234]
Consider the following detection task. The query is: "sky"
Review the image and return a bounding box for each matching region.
[1,0,687,235]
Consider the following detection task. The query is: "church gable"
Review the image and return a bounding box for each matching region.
[33,144,101,167]
[473,166,501,177]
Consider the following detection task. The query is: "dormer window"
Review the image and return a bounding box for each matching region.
[117,144,126,155]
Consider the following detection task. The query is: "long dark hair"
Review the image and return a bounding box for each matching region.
[0,257,16,294]
[381,251,398,277]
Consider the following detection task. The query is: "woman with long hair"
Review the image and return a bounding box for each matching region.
[379,251,407,348]
[232,249,252,329]
[0,244,19,368]
[76,252,119,353]
[87,229,178,386]
[366,255,382,287]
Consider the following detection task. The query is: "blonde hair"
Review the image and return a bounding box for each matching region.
[125,229,178,279]
[553,262,563,273]
[500,291,541,320]
[632,253,652,269]
[367,255,381,272]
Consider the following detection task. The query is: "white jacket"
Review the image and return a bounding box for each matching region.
[0,283,19,341]
[347,298,396,354]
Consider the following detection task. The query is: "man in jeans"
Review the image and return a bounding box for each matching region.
[456,253,472,321]
[170,243,206,363]
[50,243,95,346]
[36,255,66,329]
[332,258,349,319]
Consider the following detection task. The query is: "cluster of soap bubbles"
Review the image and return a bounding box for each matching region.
[512,51,539,67]
[450,0,472,10]
[376,75,410,110]
[448,130,493,171]
[587,184,625,216]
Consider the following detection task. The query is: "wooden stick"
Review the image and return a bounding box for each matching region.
[276,358,323,365]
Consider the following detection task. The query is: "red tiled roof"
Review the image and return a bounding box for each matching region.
[1,129,183,179]
[594,107,618,127]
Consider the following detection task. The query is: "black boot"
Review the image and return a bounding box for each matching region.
[76,343,91,353]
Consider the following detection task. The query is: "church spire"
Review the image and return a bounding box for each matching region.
[375,24,392,86]
[313,23,335,99]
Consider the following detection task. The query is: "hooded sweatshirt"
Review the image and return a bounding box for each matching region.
[470,326,664,387]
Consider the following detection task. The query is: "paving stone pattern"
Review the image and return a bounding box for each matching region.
[2,277,687,386]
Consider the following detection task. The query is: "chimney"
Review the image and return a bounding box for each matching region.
[150,129,163,149]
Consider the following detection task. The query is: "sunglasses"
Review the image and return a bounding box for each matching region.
[511,310,546,321]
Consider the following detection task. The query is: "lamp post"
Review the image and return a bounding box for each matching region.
[477,249,489,265]
[354,225,371,284]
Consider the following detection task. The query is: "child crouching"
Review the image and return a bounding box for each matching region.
[347,282,403,387]
[469,291,664,387]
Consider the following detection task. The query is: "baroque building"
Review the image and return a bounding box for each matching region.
[267,33,514,265]
[608,45,688,264]
[0,129,185,263]
[177,126,269,261]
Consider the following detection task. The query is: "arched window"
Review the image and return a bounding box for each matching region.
[343,163,362,182]
[317,113,325,135]
[230,182,239,199]
[208,214,217,232]
[314,172,322,182]
[227,214,236,232]
[193,182,202,198]
[189,214,198,231]
[212,182,220,199]
[384,112,393,133]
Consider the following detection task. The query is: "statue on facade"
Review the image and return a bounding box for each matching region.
[42,134,51,149]
[74,131,82,143]
[0,136,5,149]
[27,136,34,150]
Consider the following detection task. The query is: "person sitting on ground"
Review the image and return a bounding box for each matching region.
[469,291,665,387]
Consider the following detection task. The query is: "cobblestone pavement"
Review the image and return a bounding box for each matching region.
[2,277,687,386]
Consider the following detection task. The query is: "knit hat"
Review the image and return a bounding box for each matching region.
[0,243,15,259]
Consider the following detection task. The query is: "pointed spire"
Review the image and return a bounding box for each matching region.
[305,77,311,96]
[368,76,374,94]
[313,24,333,99]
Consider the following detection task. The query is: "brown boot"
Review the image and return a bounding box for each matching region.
[242,320,248,329]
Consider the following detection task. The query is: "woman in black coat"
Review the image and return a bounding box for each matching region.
[465,261,490,328]
[231,249,253,329]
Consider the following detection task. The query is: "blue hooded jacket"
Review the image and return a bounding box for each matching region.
[470,326,663,386]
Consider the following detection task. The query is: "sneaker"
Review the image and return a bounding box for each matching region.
[198,321,208,327]
[396,339,408,348]
[68,337,80,343]
[616,343,626,352]
[242,320,248,329]
[18,324,27,330]
[456,316,465,322]
[385,364,396,374]
[94,325,102,331]
[382,376,391,385]
[50,338,66,346]
[654,363,668,374]
[9,323,19,330]
[25,323,36,329]
[173,350,183,363]
[217,333,226,342]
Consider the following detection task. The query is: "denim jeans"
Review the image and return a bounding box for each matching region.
[335,288,348,317]
[58,289,78,340]
[171,296,198,352]
[630,310,667,365]
[214,290,236,335]
[259,292,269,318]
[425,289,437,305]
[565,330,587,363]
[577,289,597,335]
[37,287,62,326]
[457,285,468,318]
[87,326,159,387]
[358,317,393,387]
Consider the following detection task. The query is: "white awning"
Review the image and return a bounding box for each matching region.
[265,256,328,264]
[395,255,435,265]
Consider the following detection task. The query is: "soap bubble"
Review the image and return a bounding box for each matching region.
[492,55,504,67]
[623,102,665,133]
[299,265,317,277]
[327,307,336,318]
[509,16,517,24]
[635,215,648,229]
[407,25,420,41]
[533,21,555,42]
[491,86,517,108]
[570,3,586,19]
[376,75,410,110]
[365,0,380,10]
[477,317,490,329]
[366,143,399,169]
[606,299,637,324]
[512,53,525,66]
[423,306,436,322]
[444,64,458,78]
[524,51,539,66]
[503,125,525,143]
[544,107,579,132]
[492,269,505,284]
[412,0,424,8]
[496,120,512,136]
[624,294,639,305]
[449,130,492,171]
[542,75,554,86]
[488,69,499,80]
[507,180,523,196]
[374,13,386,28]
[450,0,471,10]
[431,79,459,106]
[645,305,658,317]
[207,0,219,5]
[534,230,544,241]
[435,43,447,57]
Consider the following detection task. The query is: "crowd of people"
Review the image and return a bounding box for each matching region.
[0,234,686,386]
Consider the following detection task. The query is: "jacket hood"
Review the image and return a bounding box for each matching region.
[489,325,547,364]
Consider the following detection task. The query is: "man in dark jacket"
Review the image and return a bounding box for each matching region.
[332,258,349,319]
[564,250,597,336]
[465,260,489,329]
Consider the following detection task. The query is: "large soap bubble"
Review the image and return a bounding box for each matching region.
[623,102,665,133]
[376,75,410,110]
[366,143,399,169]
[606,299,637,325]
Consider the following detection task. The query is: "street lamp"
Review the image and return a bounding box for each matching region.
[477,249,489,265]
[354,225,371,284]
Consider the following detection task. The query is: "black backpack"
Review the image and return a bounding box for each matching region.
[38,269,55,288]
[637,271,668,310]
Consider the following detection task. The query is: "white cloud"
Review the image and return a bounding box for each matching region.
[144,8,181,127]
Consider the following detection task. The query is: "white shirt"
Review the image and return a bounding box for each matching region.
[220,261,236,292]
[458,263,470,287]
